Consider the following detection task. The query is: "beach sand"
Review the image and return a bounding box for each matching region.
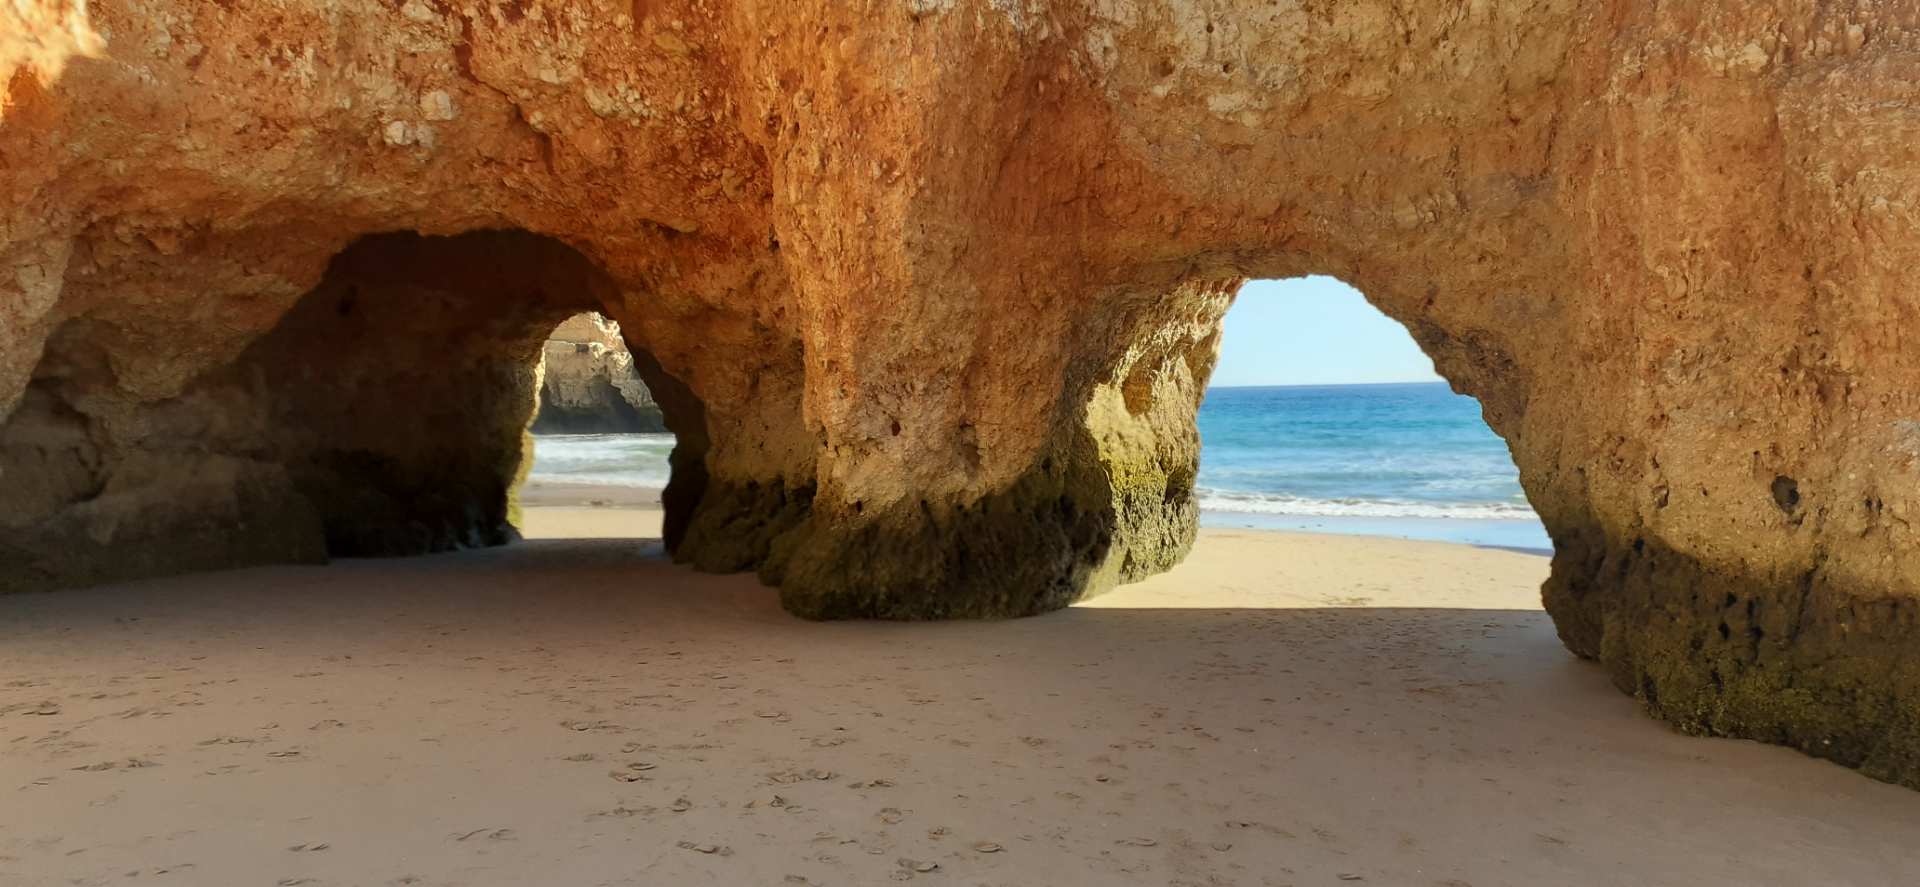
[3,491,1917,886]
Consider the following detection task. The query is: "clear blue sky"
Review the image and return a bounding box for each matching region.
[1209,276,1441,387]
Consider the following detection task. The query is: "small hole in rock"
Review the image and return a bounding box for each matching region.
[1770,475,1800,513]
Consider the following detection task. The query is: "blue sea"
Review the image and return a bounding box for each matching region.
[1190,383,1548,551]
[528,381,1549,551]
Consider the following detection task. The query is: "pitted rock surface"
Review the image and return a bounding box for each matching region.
[3,1,1919,784]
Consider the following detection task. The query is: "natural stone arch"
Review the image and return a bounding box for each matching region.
[0,230,698,587]
[3,1,1918,787]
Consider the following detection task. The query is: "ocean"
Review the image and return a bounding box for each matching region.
[526,432,678,491]
[1189,383,1548,551]
[527,381,1550,551]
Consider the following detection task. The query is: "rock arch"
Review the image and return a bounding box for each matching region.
[0,230,692,585]
[3,2,1917,785]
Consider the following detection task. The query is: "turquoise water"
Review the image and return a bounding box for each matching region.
[1193,382,1548,551]
[528,381,1550,551]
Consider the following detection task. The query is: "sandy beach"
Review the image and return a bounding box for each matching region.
[3,489,1917,886]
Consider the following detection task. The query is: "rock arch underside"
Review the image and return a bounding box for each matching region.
[3,1,1918,785]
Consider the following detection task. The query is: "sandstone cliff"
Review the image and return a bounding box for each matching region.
[533,313,666,435]
[2,1,1918,786]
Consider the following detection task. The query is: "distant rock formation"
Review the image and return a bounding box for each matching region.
[533,314,665,435]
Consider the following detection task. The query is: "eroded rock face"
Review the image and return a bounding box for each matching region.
[533,313,667,434]
[3,2,1918,784]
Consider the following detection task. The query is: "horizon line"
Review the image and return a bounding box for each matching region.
[1206,379,1447,390]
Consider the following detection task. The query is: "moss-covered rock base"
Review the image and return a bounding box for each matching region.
[1547,528,1920,788]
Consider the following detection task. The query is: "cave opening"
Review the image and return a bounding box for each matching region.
[517,310,689,543]
[1195,276,1547,554]
[0,230,708,592]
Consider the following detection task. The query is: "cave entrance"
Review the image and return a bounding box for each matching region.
[515,311,684,541]
[0,230,705,592]
[1196,276,1547,553]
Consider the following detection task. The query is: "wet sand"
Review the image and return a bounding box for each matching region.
[516,479,663,509]
[2,500,1917,886]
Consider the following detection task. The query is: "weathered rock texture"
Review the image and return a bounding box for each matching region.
[532,312,667,434]
[2,2,1918,784]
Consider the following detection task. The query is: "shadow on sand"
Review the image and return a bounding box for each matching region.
[1,538,1916,886]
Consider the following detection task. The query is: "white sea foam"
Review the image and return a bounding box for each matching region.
[1195,487,1536,520]
[528,432,1539,522]
[527,433,675,489]
[526,469,674,489]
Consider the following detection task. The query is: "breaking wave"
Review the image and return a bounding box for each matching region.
[1195,487,1536,520]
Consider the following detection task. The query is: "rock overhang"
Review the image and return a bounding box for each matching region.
[2,0,1918,786]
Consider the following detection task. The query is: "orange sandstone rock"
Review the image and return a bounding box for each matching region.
[1,1,1918,785]
[533,312,666,434]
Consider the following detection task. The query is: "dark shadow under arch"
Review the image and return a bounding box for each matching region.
[0,230,710,590]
